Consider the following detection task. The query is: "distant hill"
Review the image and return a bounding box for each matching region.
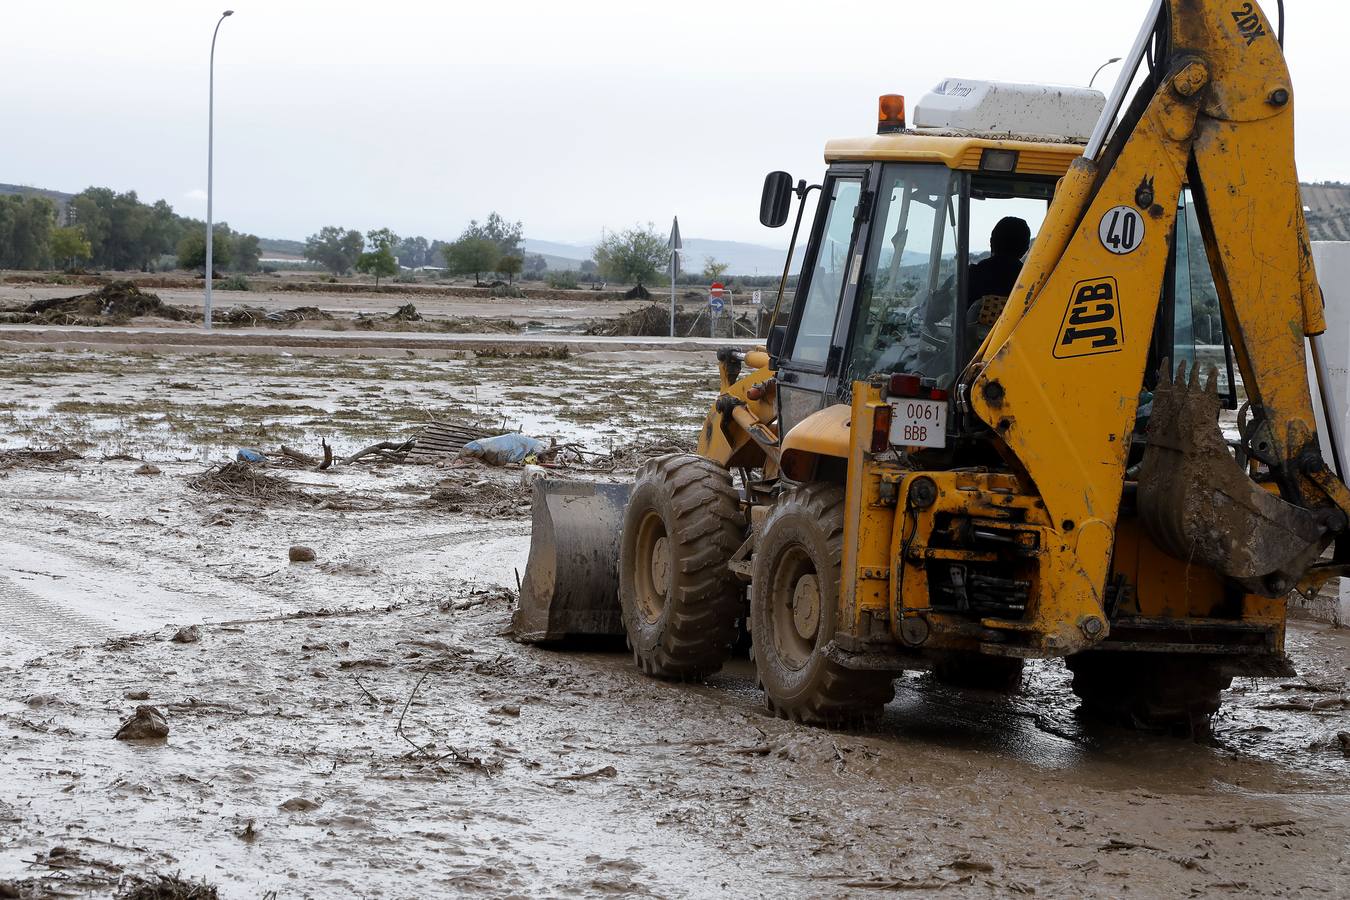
[524,236,792,276]
[259,237,305,257]
[0,183,75,216]
[523,238,591,267]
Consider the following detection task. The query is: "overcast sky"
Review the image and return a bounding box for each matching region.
[5,0,1347,246]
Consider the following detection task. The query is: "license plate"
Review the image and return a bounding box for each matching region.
[889,398,948,449]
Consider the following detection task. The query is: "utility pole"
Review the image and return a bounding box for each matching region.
[204,9,235,330]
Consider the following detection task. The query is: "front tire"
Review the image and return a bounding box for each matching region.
[751,483,896,725]
[619,454,745,679]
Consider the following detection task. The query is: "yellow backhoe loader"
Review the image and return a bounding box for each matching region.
[514,0,1350,731]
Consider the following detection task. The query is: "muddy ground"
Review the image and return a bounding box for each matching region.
[1,345,1348,898]
[0,282,671,334]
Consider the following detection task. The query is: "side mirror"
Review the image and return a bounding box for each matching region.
[766,324,788,358]
[759,171,794,229]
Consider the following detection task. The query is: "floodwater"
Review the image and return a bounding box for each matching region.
[0,347,1347,897]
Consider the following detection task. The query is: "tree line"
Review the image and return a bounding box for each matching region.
[303,216,706,289]
[304,212,533,284]
[0,188,262,273]
[2,190,746,291]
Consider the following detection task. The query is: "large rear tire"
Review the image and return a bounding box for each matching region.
[1066,653,1232,734]
[751,483,896,725]
[619,454,745,679]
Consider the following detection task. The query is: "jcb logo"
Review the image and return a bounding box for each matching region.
[1054,277,1124,359]
[1231,3,1267,46]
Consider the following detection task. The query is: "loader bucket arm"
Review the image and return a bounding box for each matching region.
[967,0,1348,613]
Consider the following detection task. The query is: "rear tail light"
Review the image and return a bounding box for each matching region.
[888,373,922,397]
[871,404,893,452]
[888,372,949,402]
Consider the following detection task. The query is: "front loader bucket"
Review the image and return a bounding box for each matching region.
[1137,362,1332,595]
[510,478,632,643]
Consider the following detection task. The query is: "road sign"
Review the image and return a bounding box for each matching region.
[709,296,725,313]
[709,282,725,299]
[751,290,762,305]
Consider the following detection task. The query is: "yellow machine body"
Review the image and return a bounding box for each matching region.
[518,0,1343,726]
[689,0,1344,666]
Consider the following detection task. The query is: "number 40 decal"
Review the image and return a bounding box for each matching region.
[1098,206,1144,255]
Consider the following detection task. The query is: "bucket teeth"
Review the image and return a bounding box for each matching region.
[1137,362,1330,595]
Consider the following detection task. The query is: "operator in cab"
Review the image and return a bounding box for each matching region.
[968,216,1031,302]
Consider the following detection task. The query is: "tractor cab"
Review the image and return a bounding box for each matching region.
[762,79,1236,445]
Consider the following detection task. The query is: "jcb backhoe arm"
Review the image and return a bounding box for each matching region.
[967,0,1349,605]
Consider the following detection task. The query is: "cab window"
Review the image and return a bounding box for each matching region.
[845,164,960,384]
[789,177,862,367]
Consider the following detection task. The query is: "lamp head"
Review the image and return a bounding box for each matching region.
[223,9,234,16]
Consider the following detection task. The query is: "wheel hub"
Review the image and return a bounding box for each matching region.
[650,536,671,598]
[790,573,820,642]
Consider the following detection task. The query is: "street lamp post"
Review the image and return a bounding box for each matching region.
[1090,56,1123,89]
[205,9,234,330]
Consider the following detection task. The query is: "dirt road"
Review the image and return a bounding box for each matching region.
[1,347,1347,897]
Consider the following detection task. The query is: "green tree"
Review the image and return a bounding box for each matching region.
[176,226,234,271]
[232,233,261,272]
[593,223,671,286]
[396,235,430,268]
[702,257,730,282]
[0,195,56,269]
[140,200,181,270]
[497,254,523,284]
[51,226,92,270]
[68,188,113,266]
[104,191,152,269]
[428,239,451,270]
[366,227,399,252]
[462,212,524,257]
[304,226,365,275]
[443,237,499,284]
[357,228,399,285]
[523,253,547,277]
[67,187,259,272]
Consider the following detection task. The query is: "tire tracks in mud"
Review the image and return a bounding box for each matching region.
[0,573,115,648]
[350,525,527,561]
[0,502,290,641]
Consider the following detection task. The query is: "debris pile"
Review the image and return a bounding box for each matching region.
[389,302,422,321]
[217,305,333,327]
[187,462,315,504]
[602,435,698,470]
[427,475,528,517]
[586,304,699,337]
[3,281,197,326]
[0,446,82,471]
[352,306,521,333]
[120,872,219,900]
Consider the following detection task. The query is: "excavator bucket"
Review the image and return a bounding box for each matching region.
[510,479,631,643]
[1137,362,1332,595]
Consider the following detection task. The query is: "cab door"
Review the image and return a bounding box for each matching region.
[776,166,873,436]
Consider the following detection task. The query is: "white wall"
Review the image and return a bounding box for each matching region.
[1306,242,1350,626]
